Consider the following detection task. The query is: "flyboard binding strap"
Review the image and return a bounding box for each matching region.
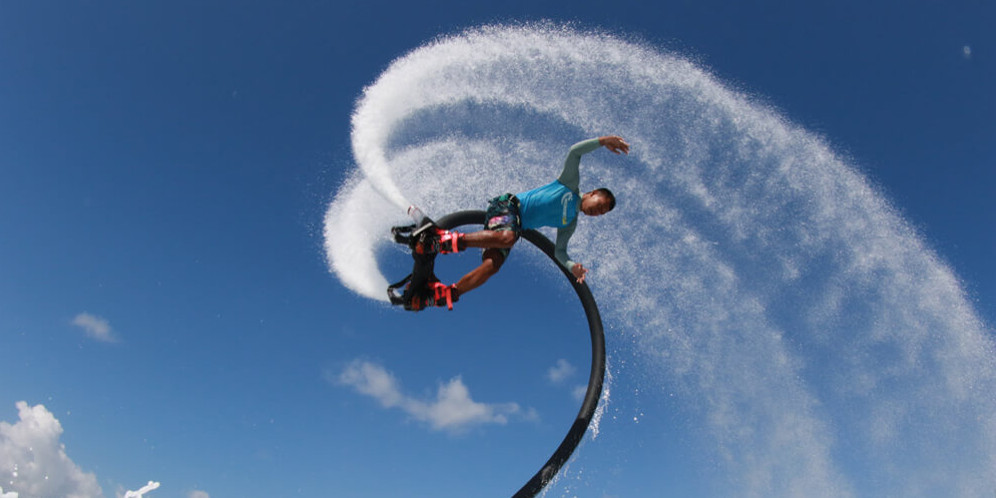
[387,207,460,311]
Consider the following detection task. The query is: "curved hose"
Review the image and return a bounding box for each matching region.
[435,210,606,498]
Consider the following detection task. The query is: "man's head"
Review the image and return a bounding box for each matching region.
[580,188,616,216]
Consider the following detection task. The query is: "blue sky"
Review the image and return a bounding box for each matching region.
[1,1,993,497]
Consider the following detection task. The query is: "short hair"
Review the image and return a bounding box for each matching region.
[593,188,616,211]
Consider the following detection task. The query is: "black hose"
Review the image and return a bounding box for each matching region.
[435,210,606,498]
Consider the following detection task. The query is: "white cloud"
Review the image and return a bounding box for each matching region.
[124,481,160,497]
[334,360,528,432]
[72,312,116,342]
[547,360,586,402]
[572,385,587,402]
[0,402,102,498]
[188,491,210,498]
[546,359,576,384]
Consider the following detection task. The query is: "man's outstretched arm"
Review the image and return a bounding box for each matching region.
[558,135,630,191]
[554,220,578,274]
[555,223,589,283]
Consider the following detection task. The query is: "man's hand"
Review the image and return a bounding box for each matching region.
[571,263,588,284]
[599,135,630,155]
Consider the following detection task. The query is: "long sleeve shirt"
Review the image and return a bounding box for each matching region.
[515,138,602,271]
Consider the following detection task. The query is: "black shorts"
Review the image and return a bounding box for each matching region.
[484,193,521,263]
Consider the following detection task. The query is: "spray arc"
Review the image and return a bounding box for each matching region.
[327,24,996,496]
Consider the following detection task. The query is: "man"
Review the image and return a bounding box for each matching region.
[435,135,629,303]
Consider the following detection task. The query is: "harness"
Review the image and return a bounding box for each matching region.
[387,223,456,311]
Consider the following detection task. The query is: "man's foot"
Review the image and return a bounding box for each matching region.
[436,229,466,254]
[411,228,465,255]
[430,282,459,310]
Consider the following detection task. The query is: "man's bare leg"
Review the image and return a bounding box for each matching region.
[454,251,503,297]
[462,229,517,249]
[446,230,517,300]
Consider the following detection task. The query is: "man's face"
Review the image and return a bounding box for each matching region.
[581,192,612,216]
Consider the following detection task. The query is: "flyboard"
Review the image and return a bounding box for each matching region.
[387,206,460,311]
[388,207,606,497]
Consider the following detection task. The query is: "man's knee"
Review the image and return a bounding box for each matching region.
[482,260,501,277]
[495,230,518,248]
[482,249,506,273]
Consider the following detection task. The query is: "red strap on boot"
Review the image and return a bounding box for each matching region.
[436,230,464,254]
[431,282,454,310]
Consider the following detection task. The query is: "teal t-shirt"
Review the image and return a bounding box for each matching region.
[517,180,578,230]
[515,138,602,271]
